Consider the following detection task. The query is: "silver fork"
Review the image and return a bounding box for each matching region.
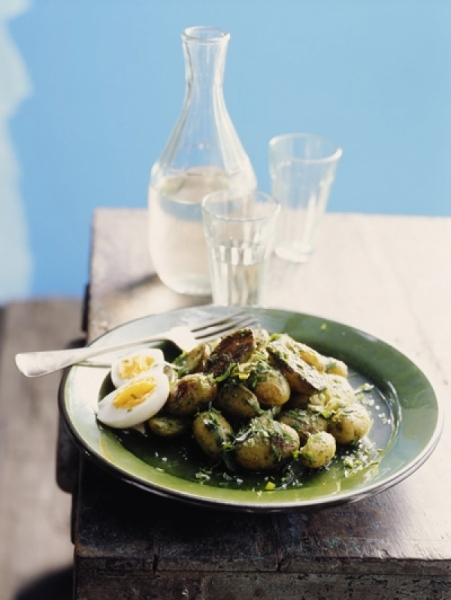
[15,310,259,378]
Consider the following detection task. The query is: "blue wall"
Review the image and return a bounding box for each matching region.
[1,0,450,302]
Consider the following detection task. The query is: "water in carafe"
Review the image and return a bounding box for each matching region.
[148,26,256,296]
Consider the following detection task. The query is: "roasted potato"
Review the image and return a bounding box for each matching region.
[234,414,300,471]
[278,408,328,445]
[270,334,328,371]
[104,321,374,480]
[147,414,190,438]
[308,373,355,410]
[324,356,348,377]
[267,339,327,395]
[252,366,291,407]
[299,431,336,469]
[323,374,356,411]
[285,391,311,409]
[193,408,234,459]
[204,328,256,378]
[173,342,211,377]
[215,380,262,419]
[165,373,217,416]
[328,403,372,444]
[296,342,327,373]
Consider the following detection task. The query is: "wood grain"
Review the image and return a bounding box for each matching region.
[75,208,451,599]
[0,299,83,600]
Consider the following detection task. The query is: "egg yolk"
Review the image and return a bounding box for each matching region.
[118,356,156,381]
[113,378,157,409]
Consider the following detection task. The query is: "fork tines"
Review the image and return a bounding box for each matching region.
[192,310,260,343]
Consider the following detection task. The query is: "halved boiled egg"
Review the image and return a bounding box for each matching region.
[97,370,170,429]
[110,348,165,388]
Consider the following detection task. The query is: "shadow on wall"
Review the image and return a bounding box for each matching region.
[14,566,73,600]
[0,0,33,303]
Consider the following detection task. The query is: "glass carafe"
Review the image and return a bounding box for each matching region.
[148,26,257,296]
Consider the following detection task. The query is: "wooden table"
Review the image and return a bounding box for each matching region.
[0,299,82,599]
[70,208,451,599]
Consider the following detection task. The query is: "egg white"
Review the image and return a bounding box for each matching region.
[97,370,170,429]
[110,348,165,388]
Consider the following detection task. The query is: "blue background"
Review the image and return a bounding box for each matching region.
[2,0,450,302]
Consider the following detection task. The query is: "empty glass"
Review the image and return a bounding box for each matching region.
[269,133,342,263]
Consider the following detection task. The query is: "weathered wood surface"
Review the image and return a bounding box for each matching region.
[0,299,83,600]
[74,208,451,599]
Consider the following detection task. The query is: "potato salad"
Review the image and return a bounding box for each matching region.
[97,327,375,478]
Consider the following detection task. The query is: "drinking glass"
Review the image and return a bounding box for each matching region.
[201,190,280,306]
[269,133,342,263]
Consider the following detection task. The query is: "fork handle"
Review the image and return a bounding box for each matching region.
[15,334,165,378]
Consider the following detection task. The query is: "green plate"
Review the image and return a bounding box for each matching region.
[59,305,442,512]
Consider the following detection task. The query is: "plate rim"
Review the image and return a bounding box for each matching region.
[59,304,443,513]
